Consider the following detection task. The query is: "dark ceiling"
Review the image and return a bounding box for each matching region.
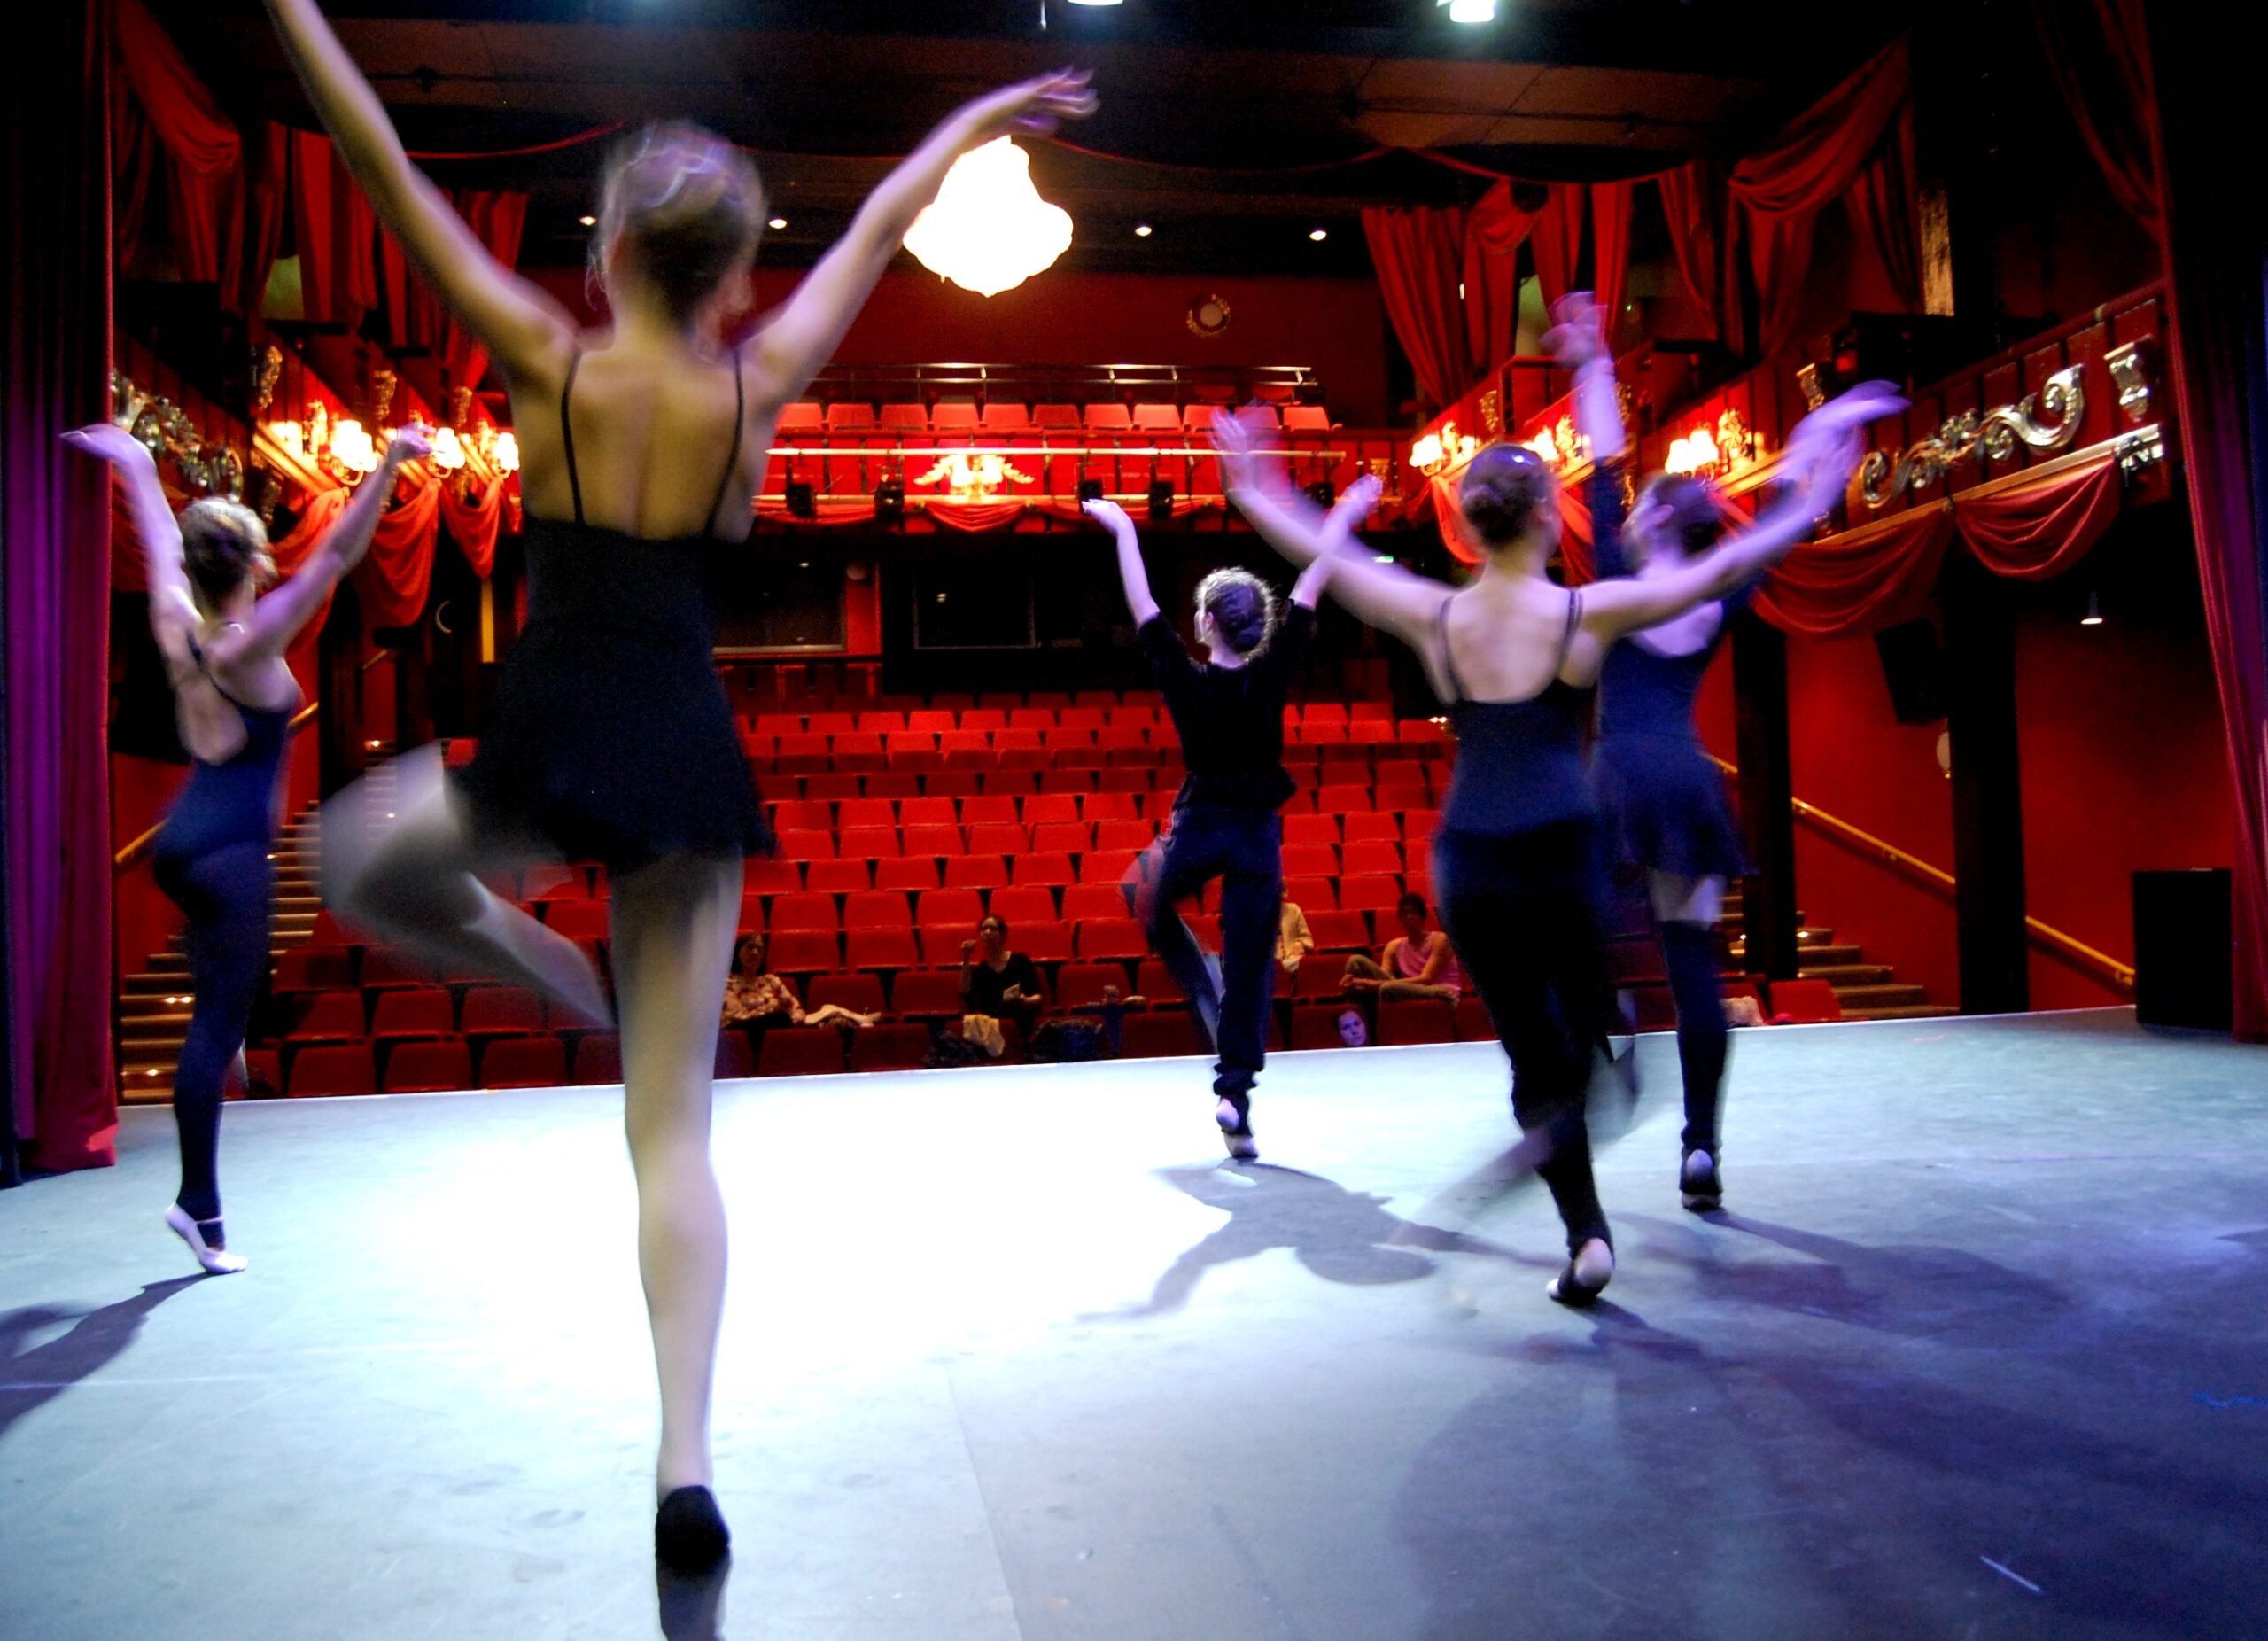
[160,2,1901,275]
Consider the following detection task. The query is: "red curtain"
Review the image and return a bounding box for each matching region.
[359,473,443,628]
[1957,453,2124,580]
[291,130,376,328]
[1748,504,1955,637]
[110,0,241,291]
[439,478,504,579]
[1462,180,1537,377]
[4,0,118,1170]
[445,191,529,393]
[1846,101,1924,314]
[1658,162,1738,350]
[1531,185,1586,311]
[2031,0,2160,230]
[1728,39,1914,356]
[1361,204,1473,411]
[237,122,290,317]
[2149,1,2268,1038]
[1591,182,1635,351]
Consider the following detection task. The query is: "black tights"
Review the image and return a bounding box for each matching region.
[1433,821,1612,1256]
[1658,919,1728,1156]
[1133,805,1282,1107]
[154,842,272,1225]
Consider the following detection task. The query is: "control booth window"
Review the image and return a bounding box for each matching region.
[714,553,847,653]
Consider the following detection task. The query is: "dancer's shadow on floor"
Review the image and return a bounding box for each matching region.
[0,1277,206,1443]
[1091,1163,1522,1320]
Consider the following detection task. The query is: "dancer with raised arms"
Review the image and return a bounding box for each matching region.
[264,0,1093,1571]
[65,418,432,1274]
[1216,373,1897,1304]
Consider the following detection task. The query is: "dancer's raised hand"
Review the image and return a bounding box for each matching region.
[956,70,1099,143]
[61,423,157,471]
[1782,380,1904,507]
[1082,497,1135,536]
[1542,292,1609,371]
[1209,403,1286,492]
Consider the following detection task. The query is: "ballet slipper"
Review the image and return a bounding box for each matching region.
[1546,1237,1613,1307]
[166,1205,248,1275]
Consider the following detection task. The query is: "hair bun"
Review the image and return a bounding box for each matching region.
[1458,443,1553,548]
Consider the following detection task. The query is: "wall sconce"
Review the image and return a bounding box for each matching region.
[492,432,520,474]
[1665,426,1720,478]
[430,426,467,471]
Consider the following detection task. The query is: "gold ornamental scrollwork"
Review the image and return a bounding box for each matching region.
[1860,363,2087,509]
[1478,388,1502,438]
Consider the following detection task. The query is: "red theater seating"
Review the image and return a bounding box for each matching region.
[1378,999,1456,1046]
[809,973,888,1015]
[1053,962,1125,1012]
[288,991,367,1043]
[480,1036,568,1089]
[461,986,544,1041]
[1455,995,1495,1042]
[890,969,967,1020]
[287,1042,378,1096]
[370,986,454,1043]
[846,928,920,971]
[1771,979,1844,1023]
[759,1027,844,1077]
[384,1039,474,1094]
[1076,919,1147,962]
[766,929,841,975]
[1122,1013,1204,1058]
[853,1023,934,1071]
[804,860,871,894]
[572,1033,623,1085]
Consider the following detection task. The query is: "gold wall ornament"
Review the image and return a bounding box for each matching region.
[913,449,1034,502]
[1478,388,1502,438]
[450,385,475,429]
[1716,408,1753,465]
[2116,424,2166,479]
[1552,415,1587,468]
[1860,364,2088,508]
[2104,339,2155,426]
[369,369,398,429]
[251,345,283,416]
[1365,456,1400,502]
[1795,362,1827,412]
[1185,293,1231,338]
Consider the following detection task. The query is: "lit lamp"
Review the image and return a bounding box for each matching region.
[492,432,521,475]
[904,137,1074,297]
[329,418,379,478]
[430,426,467,471]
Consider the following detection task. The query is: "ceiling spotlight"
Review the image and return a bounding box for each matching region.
[1134,223,1153,237]
[1440,0,1497,20]
[1066,0,1125,5]
[2080,589,2104,626]
[1309,227,1329,242]
[768,216,788,230]
[578,214,597,227]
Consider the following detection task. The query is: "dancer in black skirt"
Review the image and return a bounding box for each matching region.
[1085,485,1377,1158]
[66,419,430,1274]
[266,0,1093,1570]
[1553,292,1755,1213]
[1216,374,1894,1303]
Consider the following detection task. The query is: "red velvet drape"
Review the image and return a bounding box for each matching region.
[1591,182,1635,351]
[1531,185,1586,311]
[238,122,290,317]
[1462,180,1537,379]
[439,478,504,579]
[2031,0,2160,229]
[4,0,118,1170]
[2148,1,2268,1038]
[110,0,240,292]
[1360,204,1473,411]
[359,474,444,628]
[291,130,377,328]
[444,192,528,393]
[1658,162,1738,350]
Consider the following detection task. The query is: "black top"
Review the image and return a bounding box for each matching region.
[1139,602,1315,811]
[155,637,295,863]
[966,953,1043,1016]
[452,348,772,875]
[1591,464,1752,744]
[1434,590,1596,839]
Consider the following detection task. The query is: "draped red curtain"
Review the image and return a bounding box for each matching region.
[237,122,290,317]
[439,478,504,579]
[1531,184,1586,311]
[1658,162,1738,350]
[2031,0,2161,229]
[1845,101,1924,314]
[1728,39,1915,356]
[1462,180,1537,379]
[445,191,529,393]
[1591,182,1635,351]
[1361,204,1473,411]
[2148,0,2268,1038]
[110,0,241,292]
[291,130,377,328]
[359,475,444,629]
[4,0,119,1170]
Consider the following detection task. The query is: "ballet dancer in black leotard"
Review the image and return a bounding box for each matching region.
[1216,377,1895,1304]
[1085,486,1376,1159]
[1553,292,1757,1213]
[65,419,431,1274]
[264,0,1093,1572]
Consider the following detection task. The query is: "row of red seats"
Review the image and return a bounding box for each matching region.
[740,725,1428,760]
[775,401,1331,436]
[742,700,1390,735]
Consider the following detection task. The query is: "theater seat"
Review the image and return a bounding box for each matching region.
[1378,999,1456,1046]
[461,986,544,1041]
[571,1033,623,1085]
[1053,962,1125,1012]
[272,946,355,996]
[1771,978,1844,1023]
[846,928,920,972]
[758,1027,844,1077]
[809,973,888,1016]
[370,986,455,1043]
[383,1039,474,1094]
[1121,1013,1203,1058]
[890,968,967,1021]
[287,990,368,1043]
[1454,995,1495,1043]
[286,1041,377,1097]
[1076,918,1147,963]
[765,929,841,975]
[479,1035,568,1089]
[853,1023,934,1072]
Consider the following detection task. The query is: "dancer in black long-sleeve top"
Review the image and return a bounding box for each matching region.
[1554,292,1759,1213]
[1086,485,1375,1159]
[1217,369,1895,1303]
[66,419,431,1274]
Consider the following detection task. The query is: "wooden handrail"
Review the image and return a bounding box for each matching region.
[113,700,322,875]
[1707,754,2137,993]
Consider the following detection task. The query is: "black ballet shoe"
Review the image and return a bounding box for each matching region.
[1679,1149,1724,1213]
[1546,1240,1613,1308]
[656,1485,731,1575]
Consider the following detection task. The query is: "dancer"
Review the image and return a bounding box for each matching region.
[1084,483,1377,1159]
[65,418,431,1274]
[1216,377,1894,1304]
[1552,292,1753,1213]
[264,0,1093,1571]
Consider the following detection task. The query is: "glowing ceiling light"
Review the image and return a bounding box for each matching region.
[2080,590,2104,626]
[1309,227,1329,242]
[768,216,788,230]
[1134,223,1153,237]
[1440,0,1496,20]
[579,214,597,228]
[904,136,1074,298]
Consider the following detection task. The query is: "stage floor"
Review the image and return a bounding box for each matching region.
[4,1010,2265,1640]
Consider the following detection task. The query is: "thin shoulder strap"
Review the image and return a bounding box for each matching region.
[560,348,586,525]
[1433,595,1468,705]
[704,346,748,536]
[1554,589,1584,674]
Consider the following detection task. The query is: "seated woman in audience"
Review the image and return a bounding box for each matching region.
[960,914,1044,1038]
[1277,898,1316,980]
[1344,894,1464,1002]
[721,934,878,1032]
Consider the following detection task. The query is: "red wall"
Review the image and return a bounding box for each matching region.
[528,265,1394,427]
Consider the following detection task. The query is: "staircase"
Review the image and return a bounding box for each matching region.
[1720,884,1957,1022]
[115,805,323,1105]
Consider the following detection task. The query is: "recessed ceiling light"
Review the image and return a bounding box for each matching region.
[1309,227,1329,242]
[768,217,788,230]
[1134,223,1153,237]
[1067,0,1125,6]
[1440,0,1496,20]
[579,214,597,227]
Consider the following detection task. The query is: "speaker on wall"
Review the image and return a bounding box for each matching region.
[2132,868,2233,1030]
[1873,618,1947,725]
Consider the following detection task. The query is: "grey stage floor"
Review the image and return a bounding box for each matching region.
[4,1009,2266,1641]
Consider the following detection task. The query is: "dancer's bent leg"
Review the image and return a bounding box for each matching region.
[158,842,272,1230]
[1211,817,1283,1104]
[1139,819,1229,1050]
[611,851,742,1499]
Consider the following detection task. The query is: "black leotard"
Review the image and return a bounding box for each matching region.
[1434,592,1595,838]
[153,638,293,864]
[453,349,771,875]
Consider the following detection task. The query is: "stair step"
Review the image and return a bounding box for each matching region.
[1839,1003,1961,1022]
[1829,983,1930,1007]
[124,973,193,997]
[1797,943,1863,966]
[1804,963,1893,985]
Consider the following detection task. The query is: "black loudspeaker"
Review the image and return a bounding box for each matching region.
[1076,478,1105,504]
[874,477,905,522]
[1305,480,1335,509]
[1147,478,1174,522]
[1873,618,1946,725]
[2132,868,2233,1030]
[785,479,816,519]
